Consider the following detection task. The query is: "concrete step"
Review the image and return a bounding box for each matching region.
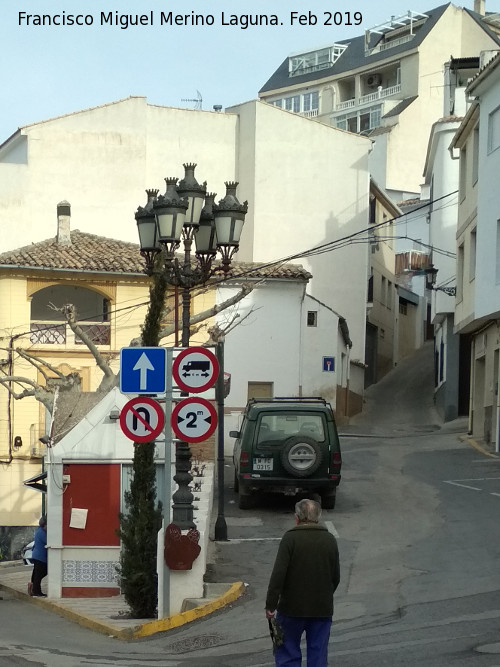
[181,582,233,612]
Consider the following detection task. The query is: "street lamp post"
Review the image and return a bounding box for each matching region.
[135,164,247,529]
[425,264,456,296]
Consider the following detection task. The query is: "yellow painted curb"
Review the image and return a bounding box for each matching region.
[125,581,246,639]
[461,434,499,458]
[0,580,246,640]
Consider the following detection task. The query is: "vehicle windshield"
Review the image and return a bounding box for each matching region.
[257,413,325,445]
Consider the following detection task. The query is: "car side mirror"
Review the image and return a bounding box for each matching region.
[229,430,240,438]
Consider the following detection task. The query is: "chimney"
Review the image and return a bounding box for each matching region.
[57,200,71,245]
[474,0,485,16]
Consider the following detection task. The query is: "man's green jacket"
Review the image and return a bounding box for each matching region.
[266,522,340,617]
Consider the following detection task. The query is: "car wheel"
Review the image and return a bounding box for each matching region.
[238,491,254,510]
[280,436,323,477]
[238,484,254,509]
[233,471,239,493]
[321,492,336,510]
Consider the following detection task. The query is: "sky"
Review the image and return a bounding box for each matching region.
[0,0,472,140]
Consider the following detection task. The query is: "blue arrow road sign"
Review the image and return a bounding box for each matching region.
[120,347,167,394]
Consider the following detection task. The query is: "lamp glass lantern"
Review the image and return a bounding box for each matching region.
[194,193,218,255]
[176,163,207,230]
[154,178,188,246]
[213,182,248,248]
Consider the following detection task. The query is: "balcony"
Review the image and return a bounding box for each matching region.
[30,321,111,346]
[359,84,401,106]
[336,84,401,111]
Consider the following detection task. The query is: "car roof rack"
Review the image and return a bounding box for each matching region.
[248,396,328,405]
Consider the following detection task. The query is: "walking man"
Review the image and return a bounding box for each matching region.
[265,498,340,666]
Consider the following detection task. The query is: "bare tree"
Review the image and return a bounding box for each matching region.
[0,284,254,416]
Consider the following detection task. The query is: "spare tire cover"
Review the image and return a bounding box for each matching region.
[280,436,323,478]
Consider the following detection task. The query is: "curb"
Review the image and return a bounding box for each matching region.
[461,434,499,458]
[0,579,246,639]
[126,581,246,639]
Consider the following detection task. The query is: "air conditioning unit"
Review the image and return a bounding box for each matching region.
[367,73,382,88]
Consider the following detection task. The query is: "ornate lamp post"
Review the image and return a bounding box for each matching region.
[135,164,247,529]
[424,263,456,296]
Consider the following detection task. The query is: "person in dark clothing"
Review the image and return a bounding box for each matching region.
[29,516,47,597]
[265,498,340,667]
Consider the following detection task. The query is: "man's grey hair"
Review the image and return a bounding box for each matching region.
[39,516,47,528]
[295,498,322,523]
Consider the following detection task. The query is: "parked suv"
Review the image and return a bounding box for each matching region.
[230,397,342,510]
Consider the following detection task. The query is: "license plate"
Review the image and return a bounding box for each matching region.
[254,457,273,471]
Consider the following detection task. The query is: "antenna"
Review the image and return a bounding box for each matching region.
[181,90,203,110]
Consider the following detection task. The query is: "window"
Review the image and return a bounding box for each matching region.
[457,243,464,301]
[472,127,479,184]
[399,300,408,315]
[247,382,273,400]
[496,220,500,284]
[303,91,319,112]
[367,274,374,302]
[381,276,387,306]
[369,195,376,224]
[387,281,392,309]
[289,44,347,77]
[469,228,476,282]
[459,146,467,202]
[488,105,500,153]
[307,311,318,327]
[268,91,318,115]
[284,96,300,112]
[335,104,382,133]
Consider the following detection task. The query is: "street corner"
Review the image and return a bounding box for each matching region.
[461,433,500,458]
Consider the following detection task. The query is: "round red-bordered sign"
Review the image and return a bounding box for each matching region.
[172,347,219,394]
[172,347,219,393]
[171,397,217,443]
[120,396,165,443]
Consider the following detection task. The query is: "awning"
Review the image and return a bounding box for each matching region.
[23,471,47,493]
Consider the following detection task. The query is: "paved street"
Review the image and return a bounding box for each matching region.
[3,341,500,665]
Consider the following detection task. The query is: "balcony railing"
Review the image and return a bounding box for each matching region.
[30,320,111,346]
[335,84,401,111]
[336,99,356,111]
[365,34,415,56]
[359,84,401,106]
[301,109,319,118]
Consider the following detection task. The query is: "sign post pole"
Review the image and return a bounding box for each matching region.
[214,340,228,541]
[159,348,174,618]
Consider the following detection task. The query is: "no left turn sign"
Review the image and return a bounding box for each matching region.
[170,397,217,443]
[120,396,165,443]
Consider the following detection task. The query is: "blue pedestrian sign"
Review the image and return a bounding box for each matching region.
[120,347,167,394]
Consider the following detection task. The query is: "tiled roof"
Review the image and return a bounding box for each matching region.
[0,230,311,281]
[0,231,145,274]
[259,4,450,94]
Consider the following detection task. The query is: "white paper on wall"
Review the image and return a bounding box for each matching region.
[69,508,88,529]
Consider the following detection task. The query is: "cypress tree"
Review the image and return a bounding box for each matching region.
[117,257,167,618]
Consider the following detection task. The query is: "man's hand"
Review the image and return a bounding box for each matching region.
[265,609,275,619]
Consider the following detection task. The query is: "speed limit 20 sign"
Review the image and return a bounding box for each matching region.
[170,397,217,443]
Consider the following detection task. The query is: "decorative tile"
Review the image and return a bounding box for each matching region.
[63,560,118,585]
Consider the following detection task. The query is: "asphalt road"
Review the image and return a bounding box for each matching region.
[3,341,500,665]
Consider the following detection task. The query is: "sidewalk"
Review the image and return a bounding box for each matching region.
[0,561,244,639]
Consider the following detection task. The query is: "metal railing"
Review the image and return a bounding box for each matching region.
[365,34,414,56]
[30,320,111,346]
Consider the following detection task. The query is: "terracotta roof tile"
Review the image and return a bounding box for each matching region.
[0,230,311,281]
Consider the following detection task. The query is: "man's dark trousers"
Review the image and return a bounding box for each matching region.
[274,612,332,667]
